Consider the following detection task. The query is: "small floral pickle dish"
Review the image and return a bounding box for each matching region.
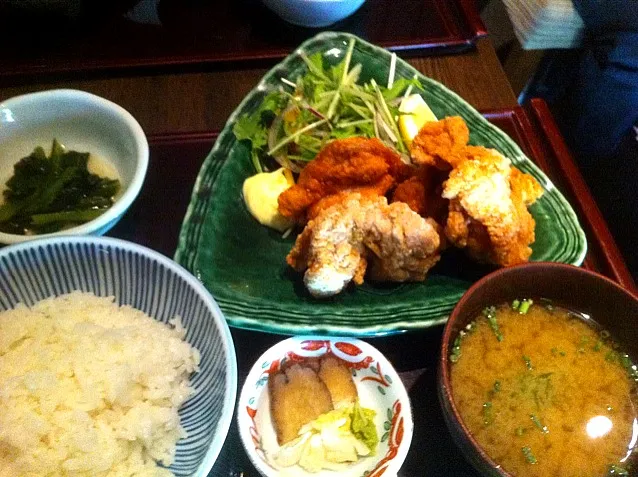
[238,337,413,477]
[175,32,587,336]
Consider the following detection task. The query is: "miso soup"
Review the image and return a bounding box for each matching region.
[450,299,638,476]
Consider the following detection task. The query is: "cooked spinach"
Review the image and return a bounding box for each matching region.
[0,140,120,235]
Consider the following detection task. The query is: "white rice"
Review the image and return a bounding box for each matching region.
[0,292,200,477]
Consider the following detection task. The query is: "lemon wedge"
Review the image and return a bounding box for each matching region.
[398,94,437,146]
[242,168,294,232]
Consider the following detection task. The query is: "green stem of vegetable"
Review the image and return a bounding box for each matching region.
[341,38,356,84]
[341,85,376,102]
[251,152,263,174]
[363,99,377,116]
[326,40,356,120]
[326,90,341,120]
[372,111,380,139]
[267,119,329,156]
[371,79,406,153]
[336,118,374,128]
[31,209,106,225]
[401,74,419,102]
[348,102,373,119]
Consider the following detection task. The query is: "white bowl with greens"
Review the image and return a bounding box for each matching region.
[0,89,148,244]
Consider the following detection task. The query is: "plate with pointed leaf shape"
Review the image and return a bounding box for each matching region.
[175,32,586,337]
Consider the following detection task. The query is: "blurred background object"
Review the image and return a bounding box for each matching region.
[0,0,139,19]
[501,0,584,49]
[480,0,638,279]
[259,0,367,27]
[0,0,82,18]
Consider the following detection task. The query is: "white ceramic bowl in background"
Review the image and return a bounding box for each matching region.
[0,236,238,476]
[0,89,148,244]
[238,336,413,477]
[261,0,366,27]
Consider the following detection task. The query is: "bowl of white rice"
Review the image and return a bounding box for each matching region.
[0,236,237,477]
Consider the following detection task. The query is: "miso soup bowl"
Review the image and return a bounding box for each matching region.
[438,262,638,476]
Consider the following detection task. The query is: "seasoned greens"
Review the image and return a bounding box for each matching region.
[0,140,120,235]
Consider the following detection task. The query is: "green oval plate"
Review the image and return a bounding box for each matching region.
[175,32,587,337]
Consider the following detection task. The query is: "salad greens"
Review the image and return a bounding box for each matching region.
[233,38,421,174]
[0,140,120,235]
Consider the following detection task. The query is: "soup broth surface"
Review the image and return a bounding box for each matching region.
[450,301,637,477]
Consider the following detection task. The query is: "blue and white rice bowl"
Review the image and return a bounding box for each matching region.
[0,236,237,476]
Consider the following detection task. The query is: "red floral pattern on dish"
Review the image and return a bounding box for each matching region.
[246,405,260,447]
[366,399,404,477]
[361,361,391,387]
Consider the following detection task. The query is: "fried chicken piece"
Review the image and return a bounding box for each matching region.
[410,116,470,170]
[392,175,427,216]
[278,137,411,222]
[442,146,543,266]
[269,363,334,445]
[307,183,391,222]
[510,167,544,206]
[391,166,450,224]
[287,193,441,297]
[317,356,358,408]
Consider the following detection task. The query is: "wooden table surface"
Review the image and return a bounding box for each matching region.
[0,38,516,135]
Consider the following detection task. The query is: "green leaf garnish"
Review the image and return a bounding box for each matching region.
[483,306,503,342]
[0,140,120,235]
[518,298,533,314]
[522,446,537,464]
[523,355,533,371]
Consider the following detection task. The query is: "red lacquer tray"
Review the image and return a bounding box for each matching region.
[107,99,635,476]
[0,0,486,79]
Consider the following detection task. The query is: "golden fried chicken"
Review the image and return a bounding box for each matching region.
[307,187,389,222]
[410,116,470,170]
[442,146,543,266]
[510,167,544,206]
[317,356,358,408]
[287,193,441,297]
[392,175,428,216]
[278,137,411,223]
[269,363,333,445]
[391,166,450,224]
